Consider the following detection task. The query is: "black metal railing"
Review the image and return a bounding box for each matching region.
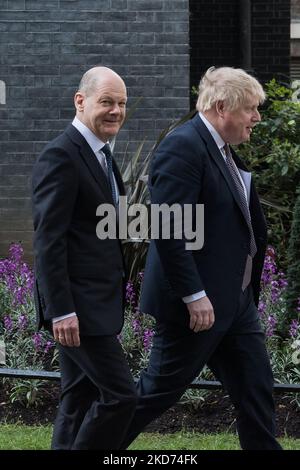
[1,367,299,393]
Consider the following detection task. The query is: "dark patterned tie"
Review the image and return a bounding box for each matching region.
[224,144,257,258]
[101,144,117,206]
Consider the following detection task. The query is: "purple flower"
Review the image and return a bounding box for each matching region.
[0,259,16,282]
[261,246,278,287]
[143,329,154,352]
[14,286,27,306]
[132,317,141,334]
[258,301,266,316]
[9,243,24,264]
[32,332,43,350]
[20,263,34,292]
[0,243,35,308]
[126,281,136,306]
[289,319,300,339]
[5,272,17,291]
[3,315,13,331]
[44,340,55,354]
[18,314,28,329]
[277,272,288,289]
[270,279,282,303]
[266,315,277,337]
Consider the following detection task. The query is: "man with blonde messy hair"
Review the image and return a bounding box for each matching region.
[197,66,265,113]
[122,66,282,450]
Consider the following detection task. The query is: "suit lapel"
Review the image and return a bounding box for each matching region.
[65,124,115,203]
[191,114,251,224]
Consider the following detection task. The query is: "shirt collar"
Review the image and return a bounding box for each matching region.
[72,116,106,154]
[199,112,226,152]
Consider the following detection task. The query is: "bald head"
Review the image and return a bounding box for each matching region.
[74,66,127,142]
[78,67,126,97]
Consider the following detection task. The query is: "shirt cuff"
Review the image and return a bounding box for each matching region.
[182,290,207,304]
[52,312,77,323]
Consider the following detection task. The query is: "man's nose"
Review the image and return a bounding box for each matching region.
[110,103,121,114]
[253,109,261,122]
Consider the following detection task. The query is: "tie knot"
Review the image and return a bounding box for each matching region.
[101,144,112,159]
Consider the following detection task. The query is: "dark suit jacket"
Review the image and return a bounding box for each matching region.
[32,124,126,336]
[140,114,267,331]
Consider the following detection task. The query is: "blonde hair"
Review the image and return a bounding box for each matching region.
[196,66,265,112]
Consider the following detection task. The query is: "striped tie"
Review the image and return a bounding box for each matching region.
[224,144,257,258]
[101,144,117,206]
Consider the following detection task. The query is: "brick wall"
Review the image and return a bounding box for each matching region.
[0,0,190,261]
[190,0,290,105]
[190,0,239,99]
[252,0,290,82]
[292,0,300,19]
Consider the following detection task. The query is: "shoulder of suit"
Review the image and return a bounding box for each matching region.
[42,127,79,154]
[160,118,206,153]
[35,131,80,173]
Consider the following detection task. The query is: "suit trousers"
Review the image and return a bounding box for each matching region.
[121,287,282,450]
[51,335,137,450]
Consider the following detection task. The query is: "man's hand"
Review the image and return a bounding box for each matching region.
[186,296,215,332]
[53,316,80,347]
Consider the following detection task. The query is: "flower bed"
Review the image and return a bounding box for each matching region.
[0,243,299,407]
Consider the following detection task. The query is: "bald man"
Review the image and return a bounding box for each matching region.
[32,67,137,450]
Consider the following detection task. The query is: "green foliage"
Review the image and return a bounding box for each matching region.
[121,139,151,283]
[121,276,155,377]
[268,334,300,406]
[0,244,58,406]
[2,313,52,407]
[120,311,154,377]
[180,366,215,409]
[239,79,300,268]
[0,424,52,450]
[0,425,299,450]
[257,245,300,392]
[9,379,46,408]
[129,432,299,450]
[286,188,300,320]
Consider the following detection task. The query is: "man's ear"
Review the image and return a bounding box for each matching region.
[215,100,225,118]
[74,92,85,112]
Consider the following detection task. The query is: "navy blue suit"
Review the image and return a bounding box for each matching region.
[122,114,281,450]
[32,124,137,449]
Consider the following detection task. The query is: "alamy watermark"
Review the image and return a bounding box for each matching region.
[96,196,204,250]
[0,80,6,105]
